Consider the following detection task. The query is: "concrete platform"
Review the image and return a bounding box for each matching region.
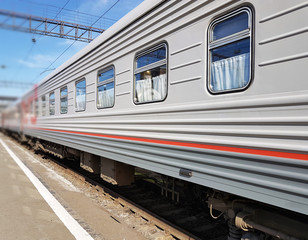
[0,140,78,240]
[0,133,147,240]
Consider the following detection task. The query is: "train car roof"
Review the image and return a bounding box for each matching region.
[35,0,165,89]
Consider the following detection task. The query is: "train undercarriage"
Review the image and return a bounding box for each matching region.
[4,130,308,240]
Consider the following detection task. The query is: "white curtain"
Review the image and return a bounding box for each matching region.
[136,77,152,102]
[49,104,55,115]
[76,91,85,111]
[152,74,167,101]
[98,89,114,108]
[136,74,166,102]
[211,53,250,92]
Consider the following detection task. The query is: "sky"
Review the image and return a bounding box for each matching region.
[0,0,144,98]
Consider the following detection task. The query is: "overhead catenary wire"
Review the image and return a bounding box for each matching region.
[20,0,117,27]
[8,38,36,84]
[35,0,71,42]
[90,0,120,28]
[30,0,72,83]
[1,0,72,86]
[0,0,123,95]
[35,0,121,82]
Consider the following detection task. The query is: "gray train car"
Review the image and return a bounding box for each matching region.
[3,0,308,239]
[2,102,21,134]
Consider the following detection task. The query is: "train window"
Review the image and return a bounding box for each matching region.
[35,99,39,117]
[49,92,55,115]
[41,95,46,116]
[208,7,252,93]
[75,79,86,111]
[60,87,68,114]
[97,67,114,109]
[134,43,167,104]
[30,101,34,114]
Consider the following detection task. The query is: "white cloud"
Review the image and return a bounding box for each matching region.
[18,54,55,69]
[57,39,88,50]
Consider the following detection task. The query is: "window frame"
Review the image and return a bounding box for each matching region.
[49,92,55,116]
[207,6,253,94]
[60,86,68,114]
[96,66,115,109]
[133,42,168,105]
[75,78,86,112]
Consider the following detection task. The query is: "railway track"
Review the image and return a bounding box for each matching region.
[19,140,228,240]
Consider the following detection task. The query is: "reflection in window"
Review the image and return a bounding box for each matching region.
[134,44,167,103]
[209,8,252,93]
[49,92,55,115]
[60,87,68,114]
[213,12,249,40]
[136,47,166,68]
[97,67,114,108]
[76,79,86,111]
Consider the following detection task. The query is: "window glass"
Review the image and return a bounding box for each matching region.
[97,67,115,109]
[41,95,46,116]
[49,92,55,115]
[60,87,68,97]
[98,68,114,83]
[134,44,167,104]
[35,99,39,117]
[30,101,34,114]
[209,8,252,93]
[76,79,86,111]
[211,38,250,61]
[136,46,166,68]
[60,87,68,114]
[213,12,248,40]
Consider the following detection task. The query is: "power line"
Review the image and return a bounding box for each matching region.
[90,0,120,27]
[35,0,71,42]
[28,1,117,21]
[36,0,121,82]
[18,0,117,26]
[39,40,74,75]
[8,38,36,82]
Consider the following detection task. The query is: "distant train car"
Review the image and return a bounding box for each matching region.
[3,1,308,239]
[2,102,21,134]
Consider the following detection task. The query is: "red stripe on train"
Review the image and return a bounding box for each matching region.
[34,127,308,161]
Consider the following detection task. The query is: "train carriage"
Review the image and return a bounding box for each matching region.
[2,0,308,239]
